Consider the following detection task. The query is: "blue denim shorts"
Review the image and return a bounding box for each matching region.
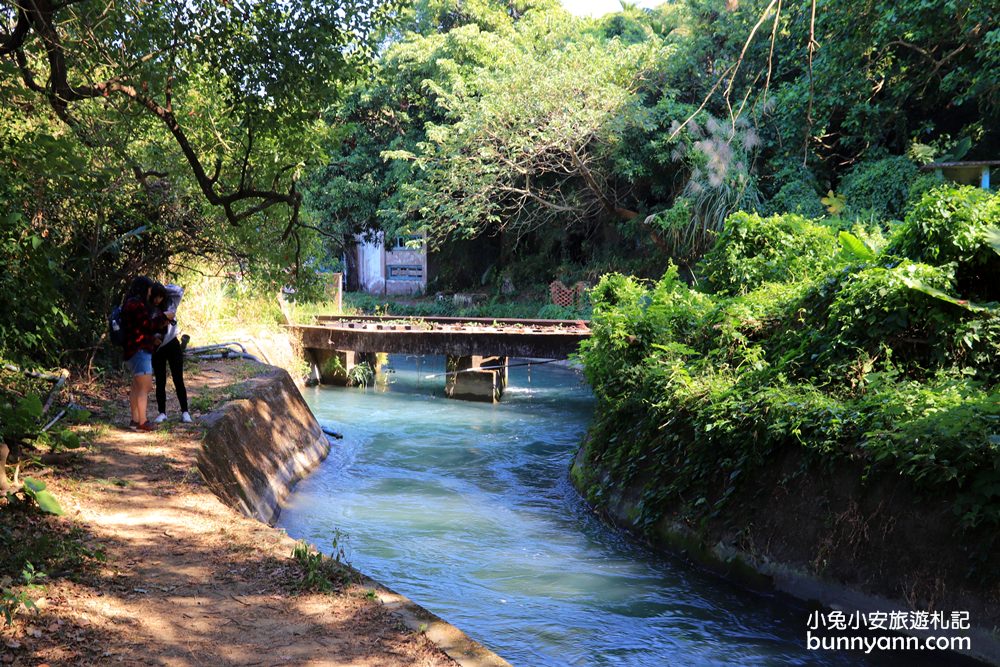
[127,350,153,376]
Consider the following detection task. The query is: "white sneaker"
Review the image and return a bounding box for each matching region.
[153,413,168,423]
[181,412,193,423]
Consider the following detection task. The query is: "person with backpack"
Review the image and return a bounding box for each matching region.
[121,276,170,431]
[150,282,191,423]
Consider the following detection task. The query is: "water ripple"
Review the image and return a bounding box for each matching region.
[278,356,951,667]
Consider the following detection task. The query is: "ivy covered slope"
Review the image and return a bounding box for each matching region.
[573,185,1000,608]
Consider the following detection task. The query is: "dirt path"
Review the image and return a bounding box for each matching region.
[2,360,457,667]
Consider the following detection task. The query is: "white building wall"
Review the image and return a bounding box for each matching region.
[356,233,385,294]
[354,231,428,296]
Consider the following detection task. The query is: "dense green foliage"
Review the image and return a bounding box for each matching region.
[342,292,591,320]
[307,0,998,287]
[839,157,919,221]
[699,211,841,294]
[4,0,997,363]
[0,0,397,366]
[0,0,997,619]
[577,186,1000,538]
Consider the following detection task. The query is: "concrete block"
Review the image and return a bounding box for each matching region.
[445,355,507,402]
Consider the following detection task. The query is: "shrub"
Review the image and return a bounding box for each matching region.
[840,156,918,221]
[536,304,579,320]
[576,184,1000,539]
[952,315,1000,379]
[888,185,994,266]
[886,185,1000,301]
[699,279,810,366]
[905,171,945,210]
[857,372,1000,530]
[660,113,764,258]
[698,212,841,294]
[580,269,713,400]
[645,197,698,260]
[764,179,825,218]
[291,540,350,592]
[806,263,965,372]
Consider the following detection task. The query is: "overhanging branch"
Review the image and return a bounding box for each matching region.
[8,0,302,232]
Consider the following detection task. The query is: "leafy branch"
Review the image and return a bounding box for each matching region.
[1,0,396,249]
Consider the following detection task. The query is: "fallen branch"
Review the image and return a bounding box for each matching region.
[3,365,71,416]
[3,363,66,383]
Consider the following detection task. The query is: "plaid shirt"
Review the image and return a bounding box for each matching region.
[121,297,167,359]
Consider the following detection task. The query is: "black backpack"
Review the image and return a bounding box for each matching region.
[108,305,126,347]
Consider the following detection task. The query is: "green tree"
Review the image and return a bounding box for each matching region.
[1,0,395,247]
[0,0,395,365]
[303,0,543,259]
[388,14,660,243]
[672,0,997,172]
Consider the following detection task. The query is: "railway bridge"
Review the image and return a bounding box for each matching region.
[288,315,591,402]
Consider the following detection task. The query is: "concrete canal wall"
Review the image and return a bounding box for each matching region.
[571,444,1000,666]
[196,362,511,667]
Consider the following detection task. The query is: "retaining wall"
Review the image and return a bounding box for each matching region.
[571,445,1000,666]
[197,366,329,524]
[196,362,510,667]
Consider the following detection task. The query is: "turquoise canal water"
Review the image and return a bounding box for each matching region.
[277,356,962,666]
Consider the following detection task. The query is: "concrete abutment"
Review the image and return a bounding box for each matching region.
[199,362,512,667]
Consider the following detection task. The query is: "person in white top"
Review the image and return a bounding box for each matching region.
[151,283,192,423]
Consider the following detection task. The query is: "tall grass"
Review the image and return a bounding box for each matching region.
[340,292,589,320]
[284,298,345,323]
[658,113,763,261]
[175,273,306,375]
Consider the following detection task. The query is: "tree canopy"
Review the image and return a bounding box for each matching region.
[2,0,394,230]
[0,0,397,364]
[1,0,997,363]
[307,0,998,266]
[391,19,659,243]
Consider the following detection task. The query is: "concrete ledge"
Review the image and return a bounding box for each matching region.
[198,366,329,524]
[198,361,511,667]
[370,580,512,667]
[680,521,1000,666]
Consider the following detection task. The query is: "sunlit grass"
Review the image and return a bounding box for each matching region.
[283,298,344,324]
[174,272,307,376]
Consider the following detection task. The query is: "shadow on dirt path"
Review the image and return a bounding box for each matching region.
[2,359,456,667]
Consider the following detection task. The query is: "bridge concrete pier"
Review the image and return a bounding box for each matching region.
[445,355,508,402]
[291,315,590,400]
[308,349,380,386]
